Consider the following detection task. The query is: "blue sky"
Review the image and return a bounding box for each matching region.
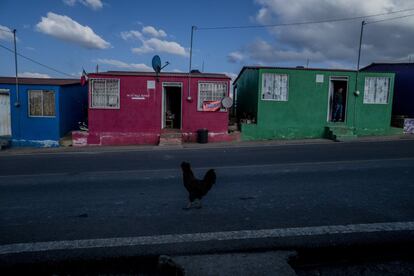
[1,0,414,80]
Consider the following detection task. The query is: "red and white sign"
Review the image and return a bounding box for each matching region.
[202,100,221,111]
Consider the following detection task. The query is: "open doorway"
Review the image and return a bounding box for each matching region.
[162,83,182,129]
[328,77,348,123]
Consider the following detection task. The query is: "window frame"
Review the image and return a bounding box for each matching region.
[197,81,228,112]
[89,78,121,109]
[363,77,390,105]
[261,73,289,102]
[27,89,56,118]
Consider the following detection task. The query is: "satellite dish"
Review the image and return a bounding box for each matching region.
[152,55,161,73]
[221,97,233,108]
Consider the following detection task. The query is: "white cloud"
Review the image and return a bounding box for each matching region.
[142,26,167,38]
[132,37,187,56]
[121,30,142,40]
[20,72,51,78]
[122,25,186,57]
[36,12,111,49]
[63,0,103,10]
[247,39,325,63]
[95,58,152,71]
[227,51,244,63]
[63,0,77,6]
[0,25,14,42]
[81,0,103,10]
[244,0,414,67]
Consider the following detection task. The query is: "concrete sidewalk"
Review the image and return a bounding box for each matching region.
[0,134,413,156]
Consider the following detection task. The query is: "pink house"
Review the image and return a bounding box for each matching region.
[73,71,234,146]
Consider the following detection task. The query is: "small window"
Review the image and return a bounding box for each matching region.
[28,90,55,117]
[90,78,120,109]
[197,82,227,111]
[262,73,288,101]
[363,77,389,104]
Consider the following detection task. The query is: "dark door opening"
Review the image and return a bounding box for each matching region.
[164,86,181,129]
[329,79,348,122]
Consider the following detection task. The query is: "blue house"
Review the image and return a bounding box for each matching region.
[0,77,87,147]
[362,63,414,118]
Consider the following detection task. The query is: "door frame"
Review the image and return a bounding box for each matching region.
[0,89,12,136]
[161,82,183,129]
[327,76,349,123]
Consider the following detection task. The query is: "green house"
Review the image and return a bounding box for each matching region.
[234,66,401,141]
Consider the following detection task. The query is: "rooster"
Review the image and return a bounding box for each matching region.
[181,161,216,209]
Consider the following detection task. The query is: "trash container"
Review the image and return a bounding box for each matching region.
[197,128,208,143]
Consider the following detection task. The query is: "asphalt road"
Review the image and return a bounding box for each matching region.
[0,140,414,257]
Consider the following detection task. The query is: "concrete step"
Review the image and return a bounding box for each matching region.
[159,131,183,146]
[326,126,355,141]
[160,132,182,139]
[334,134,358,142]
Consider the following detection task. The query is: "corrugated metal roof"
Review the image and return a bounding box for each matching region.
[0,77,81,86]
[233,66,357,85]
[90,71,230,79]
[361,62,414,71]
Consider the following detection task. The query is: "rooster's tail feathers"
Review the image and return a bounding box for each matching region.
[203,169,216,185]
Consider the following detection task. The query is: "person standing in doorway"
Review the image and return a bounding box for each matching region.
[333,88,344,122]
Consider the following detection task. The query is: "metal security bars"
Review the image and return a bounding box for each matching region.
[197,82,227,111]
[262,73,289,101]
[90,79,120,109]
[363,77,390,104]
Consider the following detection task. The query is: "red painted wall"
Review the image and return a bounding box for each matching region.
[85,73,231,145]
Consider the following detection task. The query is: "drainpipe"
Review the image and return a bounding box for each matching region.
[187,26,196,101]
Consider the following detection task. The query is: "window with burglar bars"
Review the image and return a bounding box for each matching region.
[363,77,389,104]
[261,73,289,101]
[90,78,120,109]
[28,90,55,117]
[197,82,227,111]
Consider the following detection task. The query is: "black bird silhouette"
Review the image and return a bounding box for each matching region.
[181,162,216,209]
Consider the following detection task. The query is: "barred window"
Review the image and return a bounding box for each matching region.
[261,73,289,101]
[90,79,120,109]
[197,82,227,111]
[363,77,389,104]
[28,90,55,117]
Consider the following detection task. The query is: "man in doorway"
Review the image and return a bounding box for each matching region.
[333,88,344,122]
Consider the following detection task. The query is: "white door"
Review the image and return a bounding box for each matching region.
[0,91,12,136]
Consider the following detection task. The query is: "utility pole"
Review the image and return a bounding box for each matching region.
[189,26,195,73]
[353,20,366,129]
[187,26,196,101]
[13,29,20,106]
[356,20,366,72]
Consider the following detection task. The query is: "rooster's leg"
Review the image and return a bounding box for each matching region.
[182,201,192,210]
[195,199,202,209]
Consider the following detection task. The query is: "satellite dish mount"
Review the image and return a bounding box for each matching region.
[152,55,169,82]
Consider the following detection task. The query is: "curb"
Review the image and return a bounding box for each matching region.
[1,135,413,156]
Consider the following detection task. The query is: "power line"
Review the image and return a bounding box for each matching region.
[0,43,73,77]
[196,7,414,30]
[366,13,414,24]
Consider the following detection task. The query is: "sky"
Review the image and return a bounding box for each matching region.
[1,0,414,80]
